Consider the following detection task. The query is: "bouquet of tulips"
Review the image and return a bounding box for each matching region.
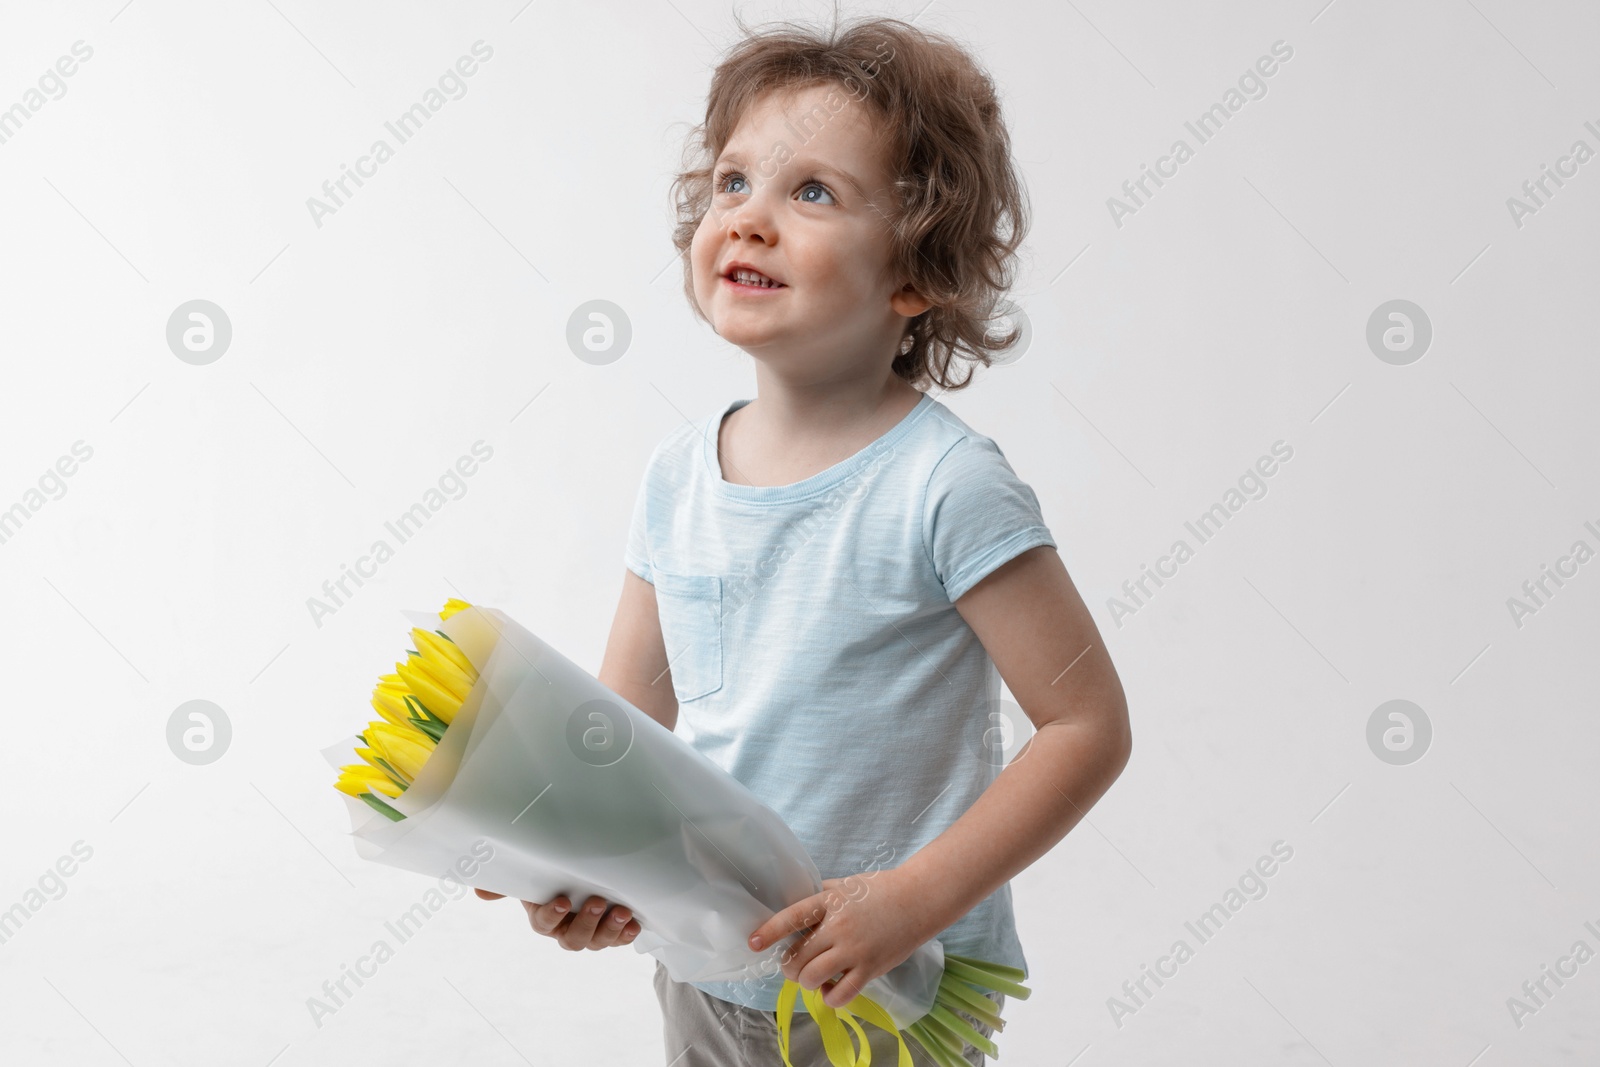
[324,598,1029,1066]
[330,598,479,820]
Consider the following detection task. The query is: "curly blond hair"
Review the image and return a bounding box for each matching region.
[668,12,1030,391]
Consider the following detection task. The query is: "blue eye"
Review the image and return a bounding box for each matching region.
[798,181,835,205]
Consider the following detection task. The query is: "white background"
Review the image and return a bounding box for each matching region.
[1,1,1596,1064]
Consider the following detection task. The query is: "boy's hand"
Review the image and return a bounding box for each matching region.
[474,888,641,951]
[747,868,933,1010]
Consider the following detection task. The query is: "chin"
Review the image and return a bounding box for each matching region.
[716,313,794,348]
[712,324,770,348]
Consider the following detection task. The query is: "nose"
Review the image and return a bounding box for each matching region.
[716,186,775,246]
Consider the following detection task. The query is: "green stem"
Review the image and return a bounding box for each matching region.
[944,952,1026,982]
[928,1003,999,1060]
[907,1020,970,1067]
[358,791,405,822]
[937,977,1004,1030]
[914,1013,963,1054]
[941,957,1032,1000]
[916,1011,966,1052]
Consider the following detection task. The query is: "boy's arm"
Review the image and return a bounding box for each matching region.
[897,544,1132,940]
[598,569,679,732]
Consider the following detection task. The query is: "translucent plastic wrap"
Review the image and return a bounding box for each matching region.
[321,603,944,1030]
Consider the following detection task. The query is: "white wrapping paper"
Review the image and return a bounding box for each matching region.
[321,604,944,1029]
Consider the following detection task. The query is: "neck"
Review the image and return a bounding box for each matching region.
[745,362,922,441]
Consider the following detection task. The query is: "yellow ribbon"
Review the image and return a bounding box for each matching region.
[776,979,915,1067]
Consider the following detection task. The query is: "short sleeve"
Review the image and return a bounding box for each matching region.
[922,436,1056,603]
[625,463,654,584]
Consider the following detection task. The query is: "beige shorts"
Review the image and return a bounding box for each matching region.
[652,959,1004,1066]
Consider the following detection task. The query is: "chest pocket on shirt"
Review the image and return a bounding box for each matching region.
[653,571,723,703]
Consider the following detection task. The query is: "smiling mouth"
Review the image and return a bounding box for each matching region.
[723,275,787,292]
[723,269,786,290]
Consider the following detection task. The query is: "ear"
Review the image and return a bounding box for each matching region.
[890,282,931,318]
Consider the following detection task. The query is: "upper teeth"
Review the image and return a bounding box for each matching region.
[733,269,778,287]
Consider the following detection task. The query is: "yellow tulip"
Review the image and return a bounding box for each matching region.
[370,690,411,730]
[395,657,461,725]
[407,641,471,704]
[333,775,367,798]
[368,721,435,782]
[338,762,393,785]
[336,765,403,798]
[413,626,477,682]
[367,695,435,744]
[440,597,472,620]
[354,745,409,790]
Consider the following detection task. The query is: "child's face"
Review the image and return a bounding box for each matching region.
[691,82,925,376]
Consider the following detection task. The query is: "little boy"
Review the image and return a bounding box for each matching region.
[482,14,1131,1067]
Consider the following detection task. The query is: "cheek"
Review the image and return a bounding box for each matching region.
[690,224,718,281]
[686,247,707,297]
[801,248,870,297]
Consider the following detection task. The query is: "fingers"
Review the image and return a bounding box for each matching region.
[779,927,824,982]
[797,951,848,999]
[820,969,860,1009]
[589,903,642,950]
[518,894,643,950]
[751,898,823,951]
[564,897,644,951]
[474,888,505,901]
[561,895,613,950]
[528,896,574,936]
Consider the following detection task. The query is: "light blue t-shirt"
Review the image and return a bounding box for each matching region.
[625,390,1056,1011]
